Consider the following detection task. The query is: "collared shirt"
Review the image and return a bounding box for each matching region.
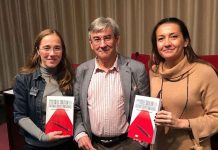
[88,56,129,137]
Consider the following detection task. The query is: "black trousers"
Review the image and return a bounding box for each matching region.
[93,138,149,150]
[25,140,79,150]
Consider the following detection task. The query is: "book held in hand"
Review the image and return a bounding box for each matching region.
[45,96,74,136]
[128,95,161,144]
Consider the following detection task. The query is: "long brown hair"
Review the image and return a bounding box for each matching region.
[19,28,74,94]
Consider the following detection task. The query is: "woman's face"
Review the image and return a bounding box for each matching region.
[156,23,189,65]
[37,34,63,68]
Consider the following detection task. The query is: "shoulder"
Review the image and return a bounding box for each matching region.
[129,58,145,67]
[15,72,33,82]
[14,73,34,92]
[189,62,218,87]
[75,59,95,77]
[15,69,42,86]
[193,62,217,77]
[120,55,145,71]
[76,59,94,70]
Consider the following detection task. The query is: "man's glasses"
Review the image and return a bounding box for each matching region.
[91,35,114,45]
[39,46,62,53]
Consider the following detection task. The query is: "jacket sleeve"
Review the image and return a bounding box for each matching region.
[73,67,88,138]
[13,74,29,123]
[189,67,218,144]
[137,63,150,96]
[131,60,150,96]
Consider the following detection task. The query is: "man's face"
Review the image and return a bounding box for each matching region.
[89,28,119,61]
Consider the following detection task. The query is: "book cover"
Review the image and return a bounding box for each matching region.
[45,96,74,136]
[128,95,161,144]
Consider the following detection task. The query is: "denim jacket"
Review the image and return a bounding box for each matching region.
[13,68,47,144]
[13,68,74,147]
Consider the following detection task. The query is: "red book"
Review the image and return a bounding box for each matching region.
[128,95,161,144]
[45,96,74,136]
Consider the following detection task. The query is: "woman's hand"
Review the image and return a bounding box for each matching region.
[47,131,70,141]
[155,110,190,129]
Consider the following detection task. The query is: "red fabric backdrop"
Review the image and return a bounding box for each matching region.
[131,52,218,73]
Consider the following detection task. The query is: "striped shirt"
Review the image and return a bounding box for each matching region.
[88,57,129,137]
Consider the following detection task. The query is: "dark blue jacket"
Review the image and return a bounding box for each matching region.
[14,68,45,130]
[13,68,46,145]
[14,68,74,147]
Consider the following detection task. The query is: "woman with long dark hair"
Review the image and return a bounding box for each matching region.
[150,17,218,150]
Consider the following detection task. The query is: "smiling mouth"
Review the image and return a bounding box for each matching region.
[98,49,110,52]
[47,59,57,61]
[163,49,174,52]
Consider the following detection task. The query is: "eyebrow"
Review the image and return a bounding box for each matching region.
[41,44,62,47]
[157,32,180,37]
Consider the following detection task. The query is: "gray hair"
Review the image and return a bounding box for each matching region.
[88,17,120,39]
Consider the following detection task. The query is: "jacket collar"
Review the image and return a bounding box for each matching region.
[32,67,42,80]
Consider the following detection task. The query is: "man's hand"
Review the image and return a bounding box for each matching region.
[78,136,96,150]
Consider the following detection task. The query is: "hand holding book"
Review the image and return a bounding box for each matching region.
[128,95,161,144]
[45,96,74,136]
[155,110,190,129]
[46,130,71,141]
